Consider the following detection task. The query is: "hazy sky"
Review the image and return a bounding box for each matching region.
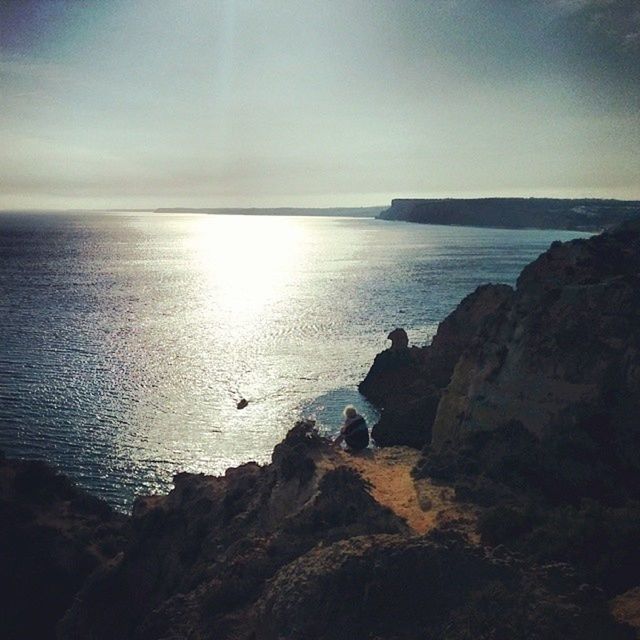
[1,0,639,209]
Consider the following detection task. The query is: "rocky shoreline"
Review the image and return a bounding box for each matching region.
[3,222,640,639]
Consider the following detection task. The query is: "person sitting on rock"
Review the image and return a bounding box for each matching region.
[333,405,369,452]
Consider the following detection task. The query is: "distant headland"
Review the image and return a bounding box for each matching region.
[378,197,640,231]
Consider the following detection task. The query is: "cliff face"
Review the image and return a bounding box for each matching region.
[362,223,640,606]
[432,222,640,448]
[59,422,408,640]
[359,284,513,447]
[5,224,640,639]
[379,197,640,231]
[361,221,640,452]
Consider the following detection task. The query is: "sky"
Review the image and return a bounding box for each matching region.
[1,0,639,209]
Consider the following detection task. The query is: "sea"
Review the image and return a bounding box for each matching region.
[0,212,590,510]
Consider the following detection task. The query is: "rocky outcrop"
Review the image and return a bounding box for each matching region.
[359,284,512,447]
[59,422,407,640]
[6,223,640,640]
[432,221,640,448]
[256,531,631,640]
[3,421,635,640]
[0,452,127,640]
[411,222,640,605]
[359,344,435,447]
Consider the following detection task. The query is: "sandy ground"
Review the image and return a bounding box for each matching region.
[611,587,640,638]
[324,445,477,538]
[323,444,638,634]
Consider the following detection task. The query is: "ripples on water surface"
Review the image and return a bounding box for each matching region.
[0,212,589,508]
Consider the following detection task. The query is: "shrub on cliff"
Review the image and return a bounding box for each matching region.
[477,500,640,595]
[418,418,640,596]
[417,415,640,506]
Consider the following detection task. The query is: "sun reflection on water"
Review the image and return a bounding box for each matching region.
[109,215,315,491]
[190,215,307,320]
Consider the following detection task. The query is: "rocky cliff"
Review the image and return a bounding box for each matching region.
[379,197,640,231]
[361,221,640,454]
[359,284,513,447]
[359,222,640,627]
[432,220,640,449]
[5,223,640,639]
[4,423,635,639]
[0,453,128,639]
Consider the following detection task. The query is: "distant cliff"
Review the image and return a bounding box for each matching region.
[379,198,640,231]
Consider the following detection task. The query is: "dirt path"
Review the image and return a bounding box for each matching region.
[328,446,477,538]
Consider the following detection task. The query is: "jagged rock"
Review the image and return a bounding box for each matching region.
[59,422,407,640]
[0,455,127,640]
[359,284,513,447]
[9,224,640,639]
[432,222,640,448]
[410,224,640,603]
[4,419,634,640]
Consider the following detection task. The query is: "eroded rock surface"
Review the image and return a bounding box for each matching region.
[6,224,640,639]
[256,531,630,640]
[432,221,640,448]
[59,422,407,640]
[359,284,512,447]
[3,420,634,640]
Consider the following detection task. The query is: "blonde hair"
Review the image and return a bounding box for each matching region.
[343,405,357,419]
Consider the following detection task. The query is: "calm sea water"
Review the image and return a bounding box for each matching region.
[0,212,589,509]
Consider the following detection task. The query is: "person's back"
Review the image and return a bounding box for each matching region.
[340,406,369,451]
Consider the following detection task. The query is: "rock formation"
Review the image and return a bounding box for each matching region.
[432,221,640,448]
[387,327,409,350]
[2,424,636,639]
[359,284,512,447]
[255,531,627,640]
[362,221,640,456]
[59,422,408,640]
[360,222,640,624]
[5,223,640,639]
